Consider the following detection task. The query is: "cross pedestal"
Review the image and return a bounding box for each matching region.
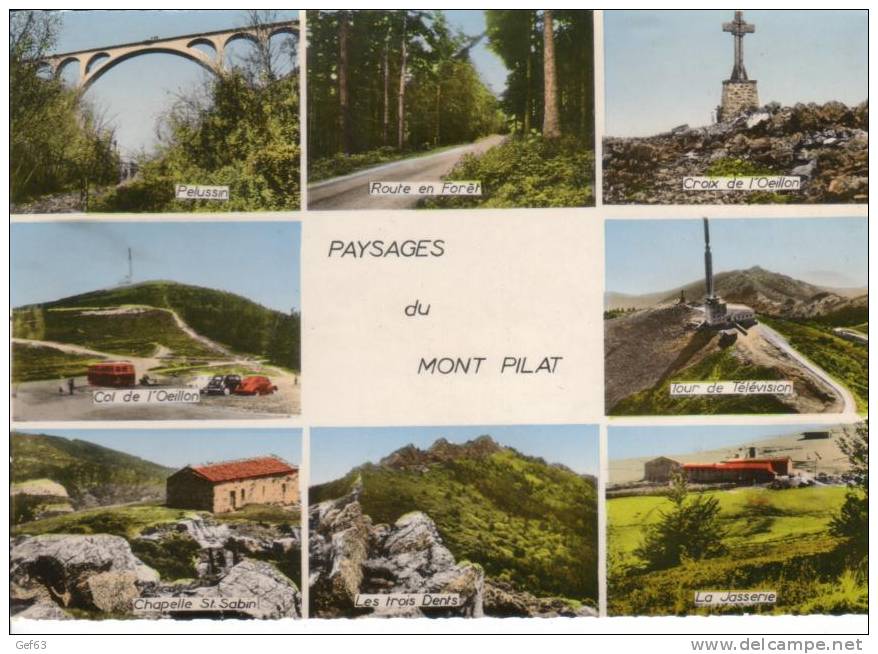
[717,11,759,122]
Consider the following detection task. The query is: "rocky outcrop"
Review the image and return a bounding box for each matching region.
[11,479,73,523]
[11,518,302,620]
[484,579,597,618]
[142,560,301,619]
[10,534,159,616]
[310,490,483,618]
[138,516,301,578]
[378,435,502,471]
[604,101,868,204]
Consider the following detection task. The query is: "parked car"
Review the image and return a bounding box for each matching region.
[200,374,242,396]
[234,375,278,396]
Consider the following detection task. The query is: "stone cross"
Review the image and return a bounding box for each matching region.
[722,11,755,82]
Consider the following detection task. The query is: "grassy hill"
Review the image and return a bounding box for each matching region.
[311,436,598,605]
[12,280,300,371]
[11,342,105,383]
[11,432,173,509]
[608,486,864,615]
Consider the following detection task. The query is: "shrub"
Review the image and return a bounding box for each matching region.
[422,134,594,208]
[635,473,726,570]
[131,534,200,580]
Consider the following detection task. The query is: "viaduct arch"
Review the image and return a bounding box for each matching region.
[40,20,298,92]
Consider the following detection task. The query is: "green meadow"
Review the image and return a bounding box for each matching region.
[608,486,866,616]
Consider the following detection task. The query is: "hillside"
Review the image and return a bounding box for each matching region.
[11,432,173,509]
[606,266,866,323]
[311,435,598,604]
[604,304,850,415]
[12,280,300,371]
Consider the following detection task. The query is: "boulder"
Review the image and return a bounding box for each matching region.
[11,534,160,587]
[13,601,71,620]
[10,534,159,615]
[77,571,140,614]
[310,494,485,618]
[309,493,372,615]
[198,559,301,619]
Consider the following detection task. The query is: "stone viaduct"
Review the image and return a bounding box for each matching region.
[40,20,298,91]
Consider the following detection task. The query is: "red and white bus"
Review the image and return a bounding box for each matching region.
[87,362,136,387]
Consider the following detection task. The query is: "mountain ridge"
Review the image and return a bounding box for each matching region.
[11,432,173,509]
[606,266,866,323]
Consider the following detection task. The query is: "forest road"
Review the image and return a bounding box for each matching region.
[757,323,857,414]
[308,134,506,210]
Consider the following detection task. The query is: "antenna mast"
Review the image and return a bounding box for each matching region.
[703,217,714,299]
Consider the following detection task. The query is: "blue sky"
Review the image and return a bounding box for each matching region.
[443,11,508,96]
[605,10,868,136]
[311,425,599,484]
[11,221,301,313]
[609,423,836,461]
[51,10,298,154]
[15,428,302,469]
[605,217,867,295]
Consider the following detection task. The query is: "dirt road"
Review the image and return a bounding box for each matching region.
[308,134,506,210]
[757,323,857,414]
[11,335,301,421]
[11,373,301,421]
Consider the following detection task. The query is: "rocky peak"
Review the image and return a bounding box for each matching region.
[379,435,503,471]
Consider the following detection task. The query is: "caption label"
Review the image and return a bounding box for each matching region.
[355,593,462,609]
[368,181,481,196]
[133,597,257,613]
[670,380,793,396]
[694,591,777,606]
[175,184,230,200]
[93,389,201,405]
[683,176,801,191]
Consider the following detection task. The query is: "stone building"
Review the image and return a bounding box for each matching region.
[643,456,682,483]
[166,456,299,514]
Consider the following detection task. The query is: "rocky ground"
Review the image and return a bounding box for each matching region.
[603,101,868,204]
[309,485,597,619]
[10,516,301,620]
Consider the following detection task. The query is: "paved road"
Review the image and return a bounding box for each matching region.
[308,134,506,210]
[758,323,857,414]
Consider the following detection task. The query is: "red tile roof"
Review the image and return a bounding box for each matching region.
[684,462,776,473]
[189,456,297,483]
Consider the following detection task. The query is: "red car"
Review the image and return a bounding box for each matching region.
[234,375,278,396]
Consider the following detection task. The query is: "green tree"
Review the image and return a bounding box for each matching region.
[636,472,727,570]
[10,10,119,205]
[830,421,868,557]
[307,10,505,170]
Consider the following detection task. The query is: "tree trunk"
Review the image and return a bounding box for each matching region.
[435,80,441,147]
[524,12,533,134]
[542,10,561,139]
[338,10,352,154]
[382,40,390,145]
[397,13,408,151]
